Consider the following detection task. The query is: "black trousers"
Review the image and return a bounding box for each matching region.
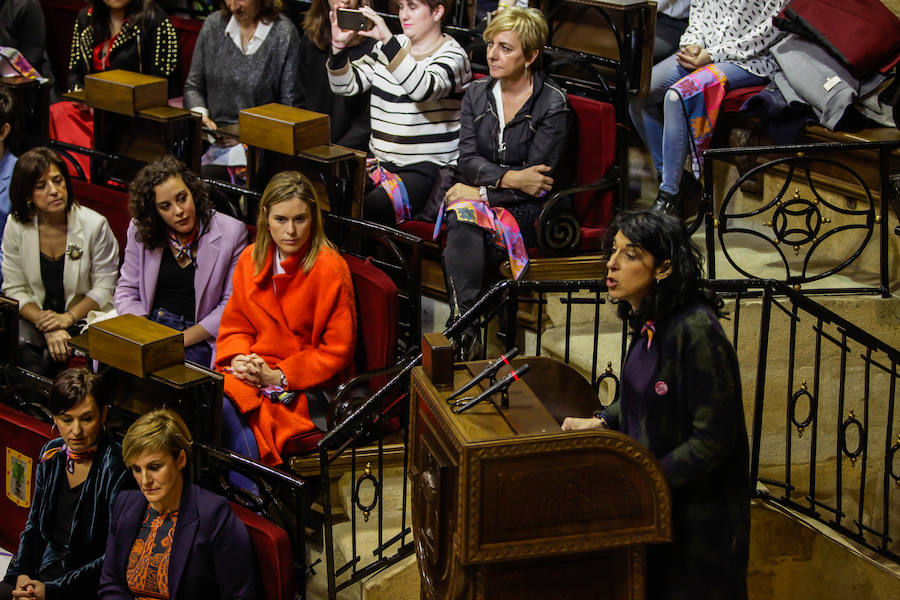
[442,202,540,317]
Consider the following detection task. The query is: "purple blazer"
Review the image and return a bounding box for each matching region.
[113,211,248,366]
[98,484,258,600]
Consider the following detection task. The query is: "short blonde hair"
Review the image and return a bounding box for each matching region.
[122,408,192,467]
[483,7,549,65]
[252,171,335,275]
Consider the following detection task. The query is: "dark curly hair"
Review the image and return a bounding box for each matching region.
[605,210,724,330]
[128,155,213,250]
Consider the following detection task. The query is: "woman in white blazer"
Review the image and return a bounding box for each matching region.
[1,147,119,375]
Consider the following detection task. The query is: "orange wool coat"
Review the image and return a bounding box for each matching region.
[215,243,356,465]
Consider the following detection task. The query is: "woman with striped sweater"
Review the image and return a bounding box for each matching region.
[328,0,471,224]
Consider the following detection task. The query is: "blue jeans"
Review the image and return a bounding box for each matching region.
[629,55,767,195]
[149,308,212,367]
[222,394,261,493]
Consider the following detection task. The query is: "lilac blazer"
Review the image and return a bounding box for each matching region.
[113,211,248,366]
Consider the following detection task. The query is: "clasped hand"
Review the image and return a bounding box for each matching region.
[12,575,45,600]
[501,164,554,197]
[229,354,282,387]
[35,309,72,333]
[675,44,711,70]
[44,329,72,363]
[443,183,479,204]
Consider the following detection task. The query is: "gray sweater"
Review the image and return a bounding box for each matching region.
[184,12,300,126]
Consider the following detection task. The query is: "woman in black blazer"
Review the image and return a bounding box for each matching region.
[99,409,258,600]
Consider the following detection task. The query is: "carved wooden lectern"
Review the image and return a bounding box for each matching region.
[409,357,672,599]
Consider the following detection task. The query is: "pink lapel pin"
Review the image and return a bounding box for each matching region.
[655,381,669,396]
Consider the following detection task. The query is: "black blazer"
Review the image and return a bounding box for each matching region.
[2,433,128,599]
[455,71,571,207]
[99,483,258,600]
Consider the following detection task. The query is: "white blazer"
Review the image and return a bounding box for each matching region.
[1,203,119,311]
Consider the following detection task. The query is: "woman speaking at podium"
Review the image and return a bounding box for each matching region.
[562,210,750,600]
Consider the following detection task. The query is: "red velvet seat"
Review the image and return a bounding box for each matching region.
[0,404,54,551]
[281,253,399,456]
[565,93,617,252]
[71,180,131,260]
[170,16,203,95]
[721,85,766,113]
[230,502,295,600]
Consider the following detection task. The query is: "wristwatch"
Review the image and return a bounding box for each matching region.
[478,185,488,201]
[591,410,610,428]
[279,370,288,389]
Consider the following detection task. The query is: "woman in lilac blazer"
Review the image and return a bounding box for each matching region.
[114,156,247,366]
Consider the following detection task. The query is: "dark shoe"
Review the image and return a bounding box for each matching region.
[650,188,679,214]
[679,170,703,221]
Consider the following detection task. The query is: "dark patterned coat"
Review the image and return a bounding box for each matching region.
[2,433,128,599]
[600,303,751,600]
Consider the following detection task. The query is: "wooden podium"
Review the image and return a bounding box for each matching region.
[409,357,672,599]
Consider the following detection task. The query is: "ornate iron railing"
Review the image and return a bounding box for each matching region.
[699,141,900,297]
[751,282,900,561]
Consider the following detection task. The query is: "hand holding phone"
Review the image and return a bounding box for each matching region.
[336,8,374,31]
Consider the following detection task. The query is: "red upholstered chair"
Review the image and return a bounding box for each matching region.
[721,85,766,114]
[170,17,203,99]
[70,180,132,260]
[537,93,618,256]
[281,252,399,457]
[230,502,295,600]
[0,404,55,551]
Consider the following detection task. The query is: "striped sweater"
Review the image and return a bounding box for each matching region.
[328,33,471,167]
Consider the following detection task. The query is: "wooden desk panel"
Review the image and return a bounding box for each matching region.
[410,358,672,600]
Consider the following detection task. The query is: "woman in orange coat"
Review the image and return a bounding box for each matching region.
[215,171,356,466]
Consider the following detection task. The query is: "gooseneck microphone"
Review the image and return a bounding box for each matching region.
[446,347,520,403]
[451,364,530,414]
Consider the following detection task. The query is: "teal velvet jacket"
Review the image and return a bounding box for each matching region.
[3,433,128,599]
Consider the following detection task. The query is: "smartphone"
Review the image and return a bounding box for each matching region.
[337,8,374,31]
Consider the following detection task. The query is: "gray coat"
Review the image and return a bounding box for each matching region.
[184,12,301,126]
[771,34,890,130]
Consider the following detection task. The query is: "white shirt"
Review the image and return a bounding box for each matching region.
[492,81,506,148]
[224,15,273,56]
